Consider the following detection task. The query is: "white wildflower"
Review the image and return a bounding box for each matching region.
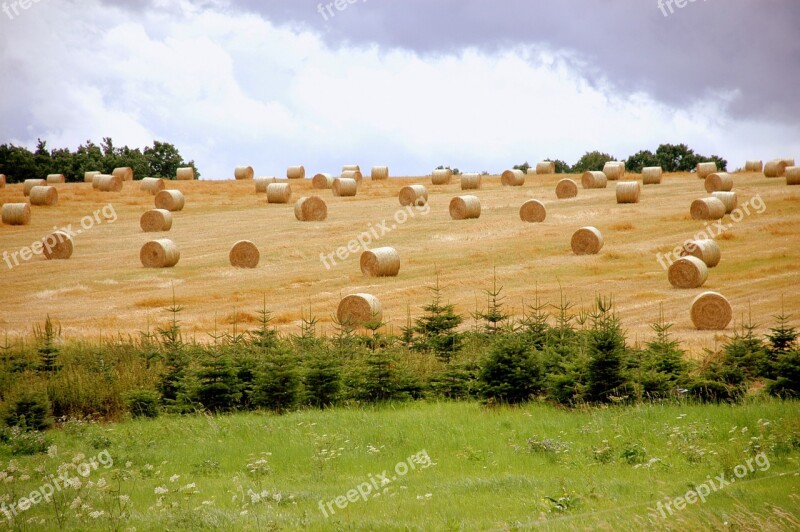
[154,486,168,495]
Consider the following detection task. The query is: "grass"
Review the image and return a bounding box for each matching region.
[1,399,798,530]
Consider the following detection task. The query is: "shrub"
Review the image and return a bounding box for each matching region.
[2,391,54,431]
[123,389,161,418]
[480,335,542,404]
[0,427,50,455]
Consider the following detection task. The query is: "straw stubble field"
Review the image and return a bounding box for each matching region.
[0,172,798,354]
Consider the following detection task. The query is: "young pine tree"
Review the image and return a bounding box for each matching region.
[412,276,463,363]
[253,346,300,414]
[35,316,61,373]
[586,297,628,403]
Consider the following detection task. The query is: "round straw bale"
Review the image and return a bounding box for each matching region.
[555,178,578,199]
[696,162,717,179]
[294,196,327,221]
[786,166,800,186]
[371,166,389,180]
[781,158,796,166]
[581,171,607,189]
[337,293,382,325]
[287,165,305,180]
[603,162,625,180]
[536,161,556,174]
[432,168,452,185]
[235,166,254,180]
[710,191,738,214]
[519,199,546,222]
[255,177,276,193]
[449,195,481,220]
[501,169,525,186]
[140,209,173,232]
[764,159,788,178]
[1,203,30,225]
[140,177,166,194]
[704,172,733,193]
[668,256,708,289]
[690,291,732,330]
[23,179,47,196]
[84,171,100,183]
[140,239,180,268]
[680,239,721,268]
[0,174,5,188]
[360,247,400,277]
[96,174,123,192]
[312,173,334,189]
[154,190,185,211]
[42,231,73,260]
[744,160,763,172]
[690,197,726,220]
[333,178,358,197]
[229,240,260,268]
[176,167,195,181]
[571,226,604,255]
[29,186,58,206]
[266,183,292,204]
[46,174,65,184]
[616,181,640,204]
[460,173,481,190]
[341,170,362,182]
[642,166,663,185]
[399,184,428,206]
[112,167,133,181]
[342,165,361,173]
[92,174,107,189]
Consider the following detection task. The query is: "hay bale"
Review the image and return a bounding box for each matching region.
[140,239,180,268]
[46,174,65,184]
[342,165,361,173]
[0,174,5,188]
[255,177,276,193]
[294,196,327,221]
[690,291,732,330]
[704,172,733,193]
[616,181,640,204]
[680,239,721,268]
[337,293,382,325]
[312,173,334,189]
[140,209,173,232]
[23,179,47,196]
[229,240,260,268]
[140,177,166,194]
[371,166,389,180]
[690,197,726,220]
[176,167,195,181]
[84,171,100,183]
[266,183,292,204]
[711,191,738,214]
[696,162,717,179]
[432,168,452,185]
[1,203,30,225]
[744,160,763,172]
[360,247,400,277]
[536,161,556,174]
[501,169,525,186]
[764,159,789,178]
[555,178,578,199]
[96,174,123,192]
[399,185,428,206]
[449,195,481,220]
[571,226,604,255]
[287,165,305,180]
[603,161,625,180]
[519,199,546,223]
[341,170,362,182]
[42,231,73,260]
[581,171,607,189]
[29,186,58,206]
[154,190,185,211]
[333,178,358,197]
[642,166,663,185]
[460,173,481,190]
[668,256,708,289]
[787,166,800,186]
[235,166,254,180]
[92,174,107,189]
[112,167,133,181]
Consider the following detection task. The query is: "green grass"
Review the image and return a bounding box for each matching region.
[1,400,799,530]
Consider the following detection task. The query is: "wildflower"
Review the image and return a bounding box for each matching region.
[169,474,180,483]
[154,486,168,495]
[47,446,59,458]
[97,478,107,488]
[89,510,105,519]
[70,497,82,510]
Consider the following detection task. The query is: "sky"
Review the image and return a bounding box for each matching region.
[0,0,798,179]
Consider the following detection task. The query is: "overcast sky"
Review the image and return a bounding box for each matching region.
[1,0,797,178]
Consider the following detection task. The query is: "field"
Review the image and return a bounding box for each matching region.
[1,172,798,353]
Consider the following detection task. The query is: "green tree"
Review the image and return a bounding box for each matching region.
[571,151,615,173]
[412,277,463,362]
[35,316,61,373]
[765,310,797,379]
[545,158,571,173]
[195,349,241,412]
[655,143,698,172]
[513,161,531,173]
[303,350,342,408]
[625,150,659,173]
[253,347,300,413]
[479,335,542,404]
[586,297,627,402]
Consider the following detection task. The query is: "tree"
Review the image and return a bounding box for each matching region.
[303,350,342,407]
[765,310,797,379]
[586,297,627,402]
[513,162,531,173]
[412,276,463,362]
[655,143,698,172]
[544,158,571,173]
[571,151,615,173]
[253,346,300,413]
[35,316,61,373]
[479,335,542,404]
[145,140,189,179]
[474,271,511,335]
[195,349,241,412]
[625,150,659,173]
